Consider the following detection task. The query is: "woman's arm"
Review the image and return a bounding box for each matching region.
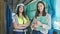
[12,15,27,29]
[42,14,51,30]
[18,20,30,28]
[24,20,30,27]
[13,17,30,29]
[36,14,51,30]
[31,17,38,30]
[22,16,30,28]
[13,22,27,29]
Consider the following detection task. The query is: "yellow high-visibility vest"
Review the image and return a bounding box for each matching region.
[16,15,27,24]
[15,15,28,34]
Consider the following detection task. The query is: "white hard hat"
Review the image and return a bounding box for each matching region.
[16,3,24,9]
[15,3,24,13]
[17,3,24,7]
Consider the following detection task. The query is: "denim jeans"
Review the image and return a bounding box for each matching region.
[13,31,29,34]
[32,30,43,34]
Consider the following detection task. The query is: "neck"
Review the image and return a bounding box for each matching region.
[19,12,23,17]
[39,13,42,16]
[39,11,42,16]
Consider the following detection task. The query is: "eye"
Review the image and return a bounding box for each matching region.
[40,5,42,7]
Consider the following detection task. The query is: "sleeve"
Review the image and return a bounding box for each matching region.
[32,17,37,24]
[12,15,18,23]
[42,14,51,31]
[12,15,15,22]
[31,17,37,30]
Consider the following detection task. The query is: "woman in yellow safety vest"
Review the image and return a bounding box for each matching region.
[12,3,30,34]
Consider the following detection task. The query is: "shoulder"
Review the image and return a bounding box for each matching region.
[12,14,16,17]
[12,14,17,19]
[46,13,51,17]
[25,15,29,19]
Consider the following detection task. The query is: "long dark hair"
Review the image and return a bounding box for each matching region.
[35,1,46,18]
[16,6,26,18]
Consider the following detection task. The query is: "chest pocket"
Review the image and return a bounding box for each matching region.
[16,15,27,24]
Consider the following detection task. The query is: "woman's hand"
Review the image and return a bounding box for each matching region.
[18,20,30,28]
[32,24,37,29]
[23,22,30,27]
[31,21,43,30]
[13,22,26,29]
[32,22,39,30]
[36,21,43,27]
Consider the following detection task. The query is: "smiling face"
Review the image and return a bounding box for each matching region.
[19,6,24,13]
[38,3,44,13]
[35,1,46,17]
